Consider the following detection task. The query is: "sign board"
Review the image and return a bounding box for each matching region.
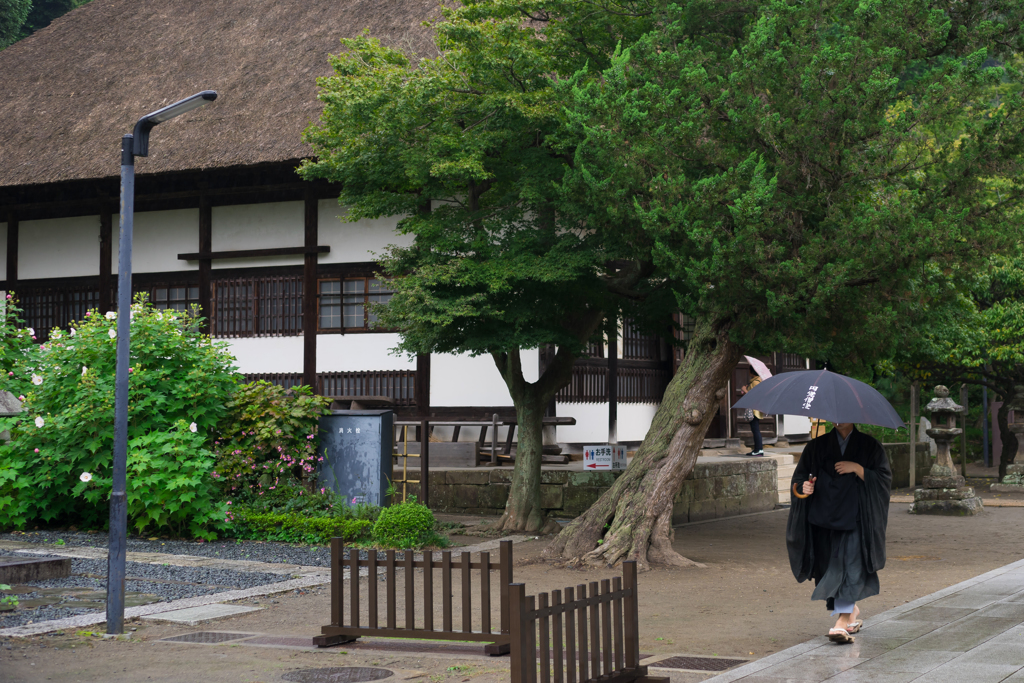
[317,410,394,506]
[583,444,627,470]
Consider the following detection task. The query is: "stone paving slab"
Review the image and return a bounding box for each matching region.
[141,603,263,625]
[708,556,1024,682]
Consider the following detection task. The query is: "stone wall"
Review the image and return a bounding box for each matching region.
[427,458,779,524]
[884,443,932,489]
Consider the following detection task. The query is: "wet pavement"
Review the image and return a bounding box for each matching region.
[708,556,1024,682]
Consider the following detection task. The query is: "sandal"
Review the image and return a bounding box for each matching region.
[828,628,855,644]
[845,620,862,634]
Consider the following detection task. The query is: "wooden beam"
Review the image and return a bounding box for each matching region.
[5,210,17,289]
[303,190,318,391]
[99,205,112,313]
[177,245,329,261]
[198,196,212,335]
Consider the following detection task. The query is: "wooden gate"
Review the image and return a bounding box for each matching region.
[314,538,513,654]
[509,562,664,683]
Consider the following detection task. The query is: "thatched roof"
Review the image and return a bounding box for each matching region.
[0,0,438,189]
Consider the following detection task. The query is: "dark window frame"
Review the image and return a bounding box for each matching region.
[316,276,394,333]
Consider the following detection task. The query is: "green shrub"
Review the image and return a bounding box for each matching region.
[372,498,441,548]
[0,297,237,538]
[213,381,331,499]
[0,294,34,400]
[231,509,373,544]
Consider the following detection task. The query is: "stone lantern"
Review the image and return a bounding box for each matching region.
[911,385,983,515]
[0,391,21,442]
[991,386,1024,492]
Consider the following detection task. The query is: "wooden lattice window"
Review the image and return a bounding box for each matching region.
[317,277,393,332]
[212,276,302,338]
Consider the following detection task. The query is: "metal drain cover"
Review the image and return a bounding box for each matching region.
[282,668,394,683]
[653,655,748,672]
[160,631,253,644]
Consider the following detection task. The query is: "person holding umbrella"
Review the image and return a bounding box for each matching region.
[733,370,898,644]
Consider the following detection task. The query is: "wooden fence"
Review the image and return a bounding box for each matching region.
[314,538,513,654]
[510,562,660,683]
[241,370,417,407]
[555,362,671,405]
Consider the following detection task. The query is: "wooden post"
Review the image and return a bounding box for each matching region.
[99,205,112,314]
[420,418,430,506]
[623,561,639,669]
[331,538,343,626]
[5,210,17,292]
[303,189,318,390]
[416,353,431,415]
[510,583,527,683]
[909,381,919,488]
[961,384,969,479]
[492,412,499,465]
[608,320,618,444]
[198,195,212,335]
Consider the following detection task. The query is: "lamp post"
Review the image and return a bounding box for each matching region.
[107,91,217,635]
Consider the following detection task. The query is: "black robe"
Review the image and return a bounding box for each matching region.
[786,427,891,606]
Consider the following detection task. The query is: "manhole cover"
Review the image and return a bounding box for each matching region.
[653,655,748,672]
[282,668,394,683]
[160,631,253,644]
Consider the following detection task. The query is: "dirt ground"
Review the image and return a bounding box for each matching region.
[4,502,1024,683]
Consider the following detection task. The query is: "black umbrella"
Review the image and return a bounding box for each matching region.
[732,369,904,429]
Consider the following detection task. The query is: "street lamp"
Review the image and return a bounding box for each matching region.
[107,90,217,635]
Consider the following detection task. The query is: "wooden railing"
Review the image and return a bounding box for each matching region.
[314,539,513,654]
[319,370,416,406]
[555,362,670,405]
[241,370,417,406]
[510,562,658,683]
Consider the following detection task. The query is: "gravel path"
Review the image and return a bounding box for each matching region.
[0,530,331,567]
[0,557,284,629]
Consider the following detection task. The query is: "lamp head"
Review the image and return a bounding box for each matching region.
[132,90,217,157]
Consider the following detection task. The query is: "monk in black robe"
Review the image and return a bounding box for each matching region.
[787,423,891,644]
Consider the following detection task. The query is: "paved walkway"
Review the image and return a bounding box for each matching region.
[708,556,1024,682]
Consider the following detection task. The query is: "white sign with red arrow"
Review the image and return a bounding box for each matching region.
[583,444,627,470]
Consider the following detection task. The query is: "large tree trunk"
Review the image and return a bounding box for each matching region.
[544,317,740,570]
[488,346,580,535]
[998,397,1017,479]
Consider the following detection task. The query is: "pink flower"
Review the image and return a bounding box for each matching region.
[34,448,39,453]
[226,501,232,505]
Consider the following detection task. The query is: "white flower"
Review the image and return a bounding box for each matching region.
[156,313,163,320]
[70,328,76,337]
[189,422,198,433]
[105,311,117,320]
[31,374,42,385]
[27,327,34,336]
[80,472,92,483]
[34,416,44,428]
[108,328,117,339]
[82,366,88,376]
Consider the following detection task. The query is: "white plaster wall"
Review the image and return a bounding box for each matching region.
[783,415,812,435]
[19,216,100,279]
[618,403,660,442]
[317,333,415,372]
[555,402,609,444]
[223,336,304,374]
[112,209,199,274]
[318,200,413,264]
[212,202,304,270]
[429,348,539,407]
[0,222,6,280]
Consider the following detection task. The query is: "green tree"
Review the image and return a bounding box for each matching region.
[901,246,1024,477]
[0,0,30,49]
[300,1,664,532]
[545,0,1024,568]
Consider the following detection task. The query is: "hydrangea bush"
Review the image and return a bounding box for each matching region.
[212,380,331,503]
[0,297,238,538]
